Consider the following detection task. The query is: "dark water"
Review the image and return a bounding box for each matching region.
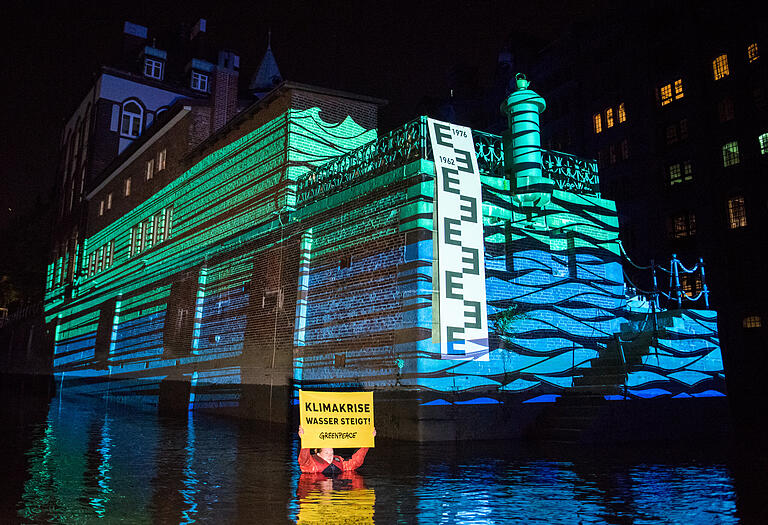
[1,391,766,524]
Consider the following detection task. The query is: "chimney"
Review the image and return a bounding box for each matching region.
[121,21,148,66]
[500,73,551,210]
[211,50,240,132]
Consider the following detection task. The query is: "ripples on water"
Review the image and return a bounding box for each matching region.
[1,392,764,524]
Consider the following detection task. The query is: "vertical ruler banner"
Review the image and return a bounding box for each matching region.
[427,118,489,360]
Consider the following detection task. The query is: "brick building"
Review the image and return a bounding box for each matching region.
[39,22,727,442]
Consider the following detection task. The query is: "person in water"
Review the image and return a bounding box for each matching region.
[297,425,376,476]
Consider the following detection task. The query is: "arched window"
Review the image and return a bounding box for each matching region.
[121,101,143,138]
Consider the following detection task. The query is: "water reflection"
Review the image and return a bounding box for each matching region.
[2,392,762,523]
[296,472,374,524]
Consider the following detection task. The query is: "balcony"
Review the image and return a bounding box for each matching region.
[296,116,600,205]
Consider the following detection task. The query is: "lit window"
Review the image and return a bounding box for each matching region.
[146,158,154,181]
[743,315,762,328]
[669,212,696,238]
[144,58,163,79]
[124,177,132,196]
[617,103,626,123]
[674,79,684,100]
[605,108,614,128]
[748,43,759,63]
[158,149,166,171]
[712,54,730,80]
[120,101,142,138]
[727,196,747,229]
[107,193,112,210]
[682,160,693,181]
[722,141,740,167]
[668,163,682,185]
[758,133,768,155]
[593,113,602,133]
[620,139,629,160]
[660,84,673,106]
[680,273,702,297]
[191,71,209,92]
[718,98,735,122]
[99,200,104,216]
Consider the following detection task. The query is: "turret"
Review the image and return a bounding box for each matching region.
[500,73,551,210]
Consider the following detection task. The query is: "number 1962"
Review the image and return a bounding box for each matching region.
[439,156,456,165]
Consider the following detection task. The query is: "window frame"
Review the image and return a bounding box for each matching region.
[120,101,143,138]
[712,54,730,80]
[722,141,741,167]
[144,58,164,80]
[191,71,210,92]
[727,195,747,229]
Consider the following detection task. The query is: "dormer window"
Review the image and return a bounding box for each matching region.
[120,101,143,138]
[191,71,209,92]
[144,57,163,79]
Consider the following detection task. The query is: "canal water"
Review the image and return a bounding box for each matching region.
[2,390,765,524]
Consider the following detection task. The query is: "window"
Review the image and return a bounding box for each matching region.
[620,139,630,160]
[618,102,626,123]
[609,144,617,164]
[722,141,740,167]
[605,107,615,128]
[191,71,209,92]
[667,160,693,186]
[754,88,767,109]
[743,315,762,328]
[164,206,174,239]
[593,113,602,134]
[758,133,768,155]
[660,84,673,106]
[727,196,747,229]
[680,273,702,297]
[679,118,688,140]
[144,58,163,79]
[660,79,684,106]
[107,192,112,210]
[748,43,759,63]
[669,212,696,238]
[158,149,166,171]
[105,242,113,269]
[668,164,682,185]
[666,124,678,145]
[718,98,735,122]
[712,54,730,80]
[124,177,132,196]
[674,79,684,100]
[120,101,142,138]
[146,158,154,181]
[99,200,104,216]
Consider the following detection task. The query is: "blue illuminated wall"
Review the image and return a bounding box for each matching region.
[43,86,725,436]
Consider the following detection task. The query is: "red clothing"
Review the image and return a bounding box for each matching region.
[298,448,368,473]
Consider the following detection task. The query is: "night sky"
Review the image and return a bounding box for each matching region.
[0,0,603,226]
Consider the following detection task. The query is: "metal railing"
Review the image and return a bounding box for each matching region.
[296,117,601,204]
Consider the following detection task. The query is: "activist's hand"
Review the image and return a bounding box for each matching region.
[373,428,377,437]
[298,426,304,437]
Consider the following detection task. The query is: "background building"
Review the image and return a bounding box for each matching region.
[529,1,766,431]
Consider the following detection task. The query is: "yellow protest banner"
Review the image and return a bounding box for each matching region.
[299,390,375,449]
